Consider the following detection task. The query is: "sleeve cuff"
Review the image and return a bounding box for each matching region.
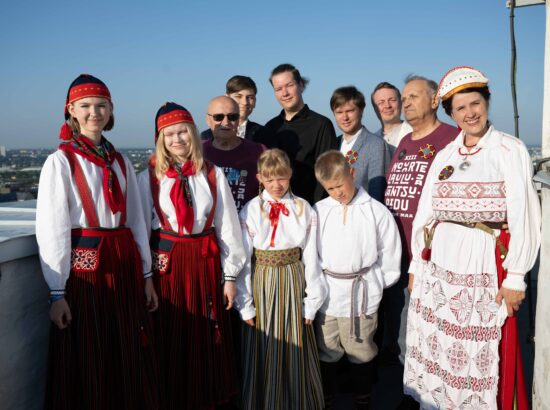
[224,275,236,282]
[303,304,319,321]
[144,271,153,279]
[238,307,256,321]
[408,260,424,276]
[50,289,65,297]
[501,274,527,291]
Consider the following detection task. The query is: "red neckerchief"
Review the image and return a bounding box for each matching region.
[165,161,195,235]
[268,201,289,247]
[59,135,125,215]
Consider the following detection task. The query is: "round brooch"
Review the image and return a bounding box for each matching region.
[438,165,454,181]
[418,143,436,159]
[398,149,407,160]
[345,150,359,164]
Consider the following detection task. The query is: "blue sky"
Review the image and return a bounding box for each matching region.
[0,0,546,148]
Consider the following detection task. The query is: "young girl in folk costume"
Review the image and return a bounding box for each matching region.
[137,102,246,409]
[36,74,159,410]
[236,148,327,410]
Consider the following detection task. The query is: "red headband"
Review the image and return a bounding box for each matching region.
[157,110,195,134]
[68,82,111,105]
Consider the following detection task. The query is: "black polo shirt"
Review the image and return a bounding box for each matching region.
[265,104,337,204]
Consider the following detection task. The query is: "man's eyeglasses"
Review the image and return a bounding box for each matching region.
[208,113,240,122]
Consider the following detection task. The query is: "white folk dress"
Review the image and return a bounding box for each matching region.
[404,126,541,409]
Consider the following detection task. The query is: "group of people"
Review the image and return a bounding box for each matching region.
[36,63,541,410]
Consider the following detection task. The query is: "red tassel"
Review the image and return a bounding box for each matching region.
[59,122,73,140]
[214,325,222,345]
[421,247,431,261]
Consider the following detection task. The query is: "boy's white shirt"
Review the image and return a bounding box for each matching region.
[314,186,402,317]
[235,191,328,321]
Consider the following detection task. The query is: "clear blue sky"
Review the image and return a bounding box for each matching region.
[0,0,546,148]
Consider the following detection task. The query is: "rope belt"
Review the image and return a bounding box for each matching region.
[323,267,370,339]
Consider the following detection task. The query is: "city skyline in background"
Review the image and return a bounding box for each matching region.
[0,1,546,149]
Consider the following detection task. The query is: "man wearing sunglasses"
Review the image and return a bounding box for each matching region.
[202,75,277,147]
[203,96,266,212]
[265,63,337,204]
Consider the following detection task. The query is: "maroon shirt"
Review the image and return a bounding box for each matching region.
[203,138,266,212]
[384,122,458,267]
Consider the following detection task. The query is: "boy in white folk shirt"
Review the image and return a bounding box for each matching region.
[313,150,402,410]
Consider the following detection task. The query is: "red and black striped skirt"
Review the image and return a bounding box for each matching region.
[45,227,159,410]
[151,229,238,410]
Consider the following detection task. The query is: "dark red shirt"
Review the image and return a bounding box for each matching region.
[384,122,458,267]
[203,138,266,212]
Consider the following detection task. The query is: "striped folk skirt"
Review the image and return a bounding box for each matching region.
[45,227,159,410]
[242,248,324,410]
[151,229,238,410]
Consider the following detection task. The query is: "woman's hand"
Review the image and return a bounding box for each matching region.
[50,298,72,329]
[244,318,255,327]
[408,273,414,293]
[144,277,159,312]
[496,287,525,317]
[304,319,313,326]
[224,281,237,310]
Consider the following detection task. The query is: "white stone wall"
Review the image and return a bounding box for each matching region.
[0,252,49,410]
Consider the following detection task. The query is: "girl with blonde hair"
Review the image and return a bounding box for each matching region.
[236,148,327,409]
[138,102,246,409]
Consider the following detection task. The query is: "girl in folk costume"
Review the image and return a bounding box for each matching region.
[137,102,246,409]
[36,74,159,410]
[236,148,327,410]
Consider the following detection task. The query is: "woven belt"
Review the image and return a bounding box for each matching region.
[254,247,301,267]
[324,267,370,339]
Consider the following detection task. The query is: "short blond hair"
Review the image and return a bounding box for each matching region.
[257,148,292,178]
[154,122,204,178]
[314,150,350,182]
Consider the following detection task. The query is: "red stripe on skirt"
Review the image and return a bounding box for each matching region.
[45,228,159,410]
[496,230,528,410]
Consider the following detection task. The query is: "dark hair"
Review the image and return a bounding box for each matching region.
[441,86,491,116]
[330,86,366,111]
[269,63,309,89]
[226,75,257,94]
[370,82,401,120]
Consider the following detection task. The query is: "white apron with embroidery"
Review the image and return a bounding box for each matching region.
[404,127,541,409]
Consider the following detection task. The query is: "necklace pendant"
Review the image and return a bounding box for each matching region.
[459,161,471,171]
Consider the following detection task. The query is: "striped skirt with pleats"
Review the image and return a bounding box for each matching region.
[45,227,159,410]
[152,229,238,410]
[242,248,324,410]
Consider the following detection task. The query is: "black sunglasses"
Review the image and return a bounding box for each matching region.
[208,113,240,122]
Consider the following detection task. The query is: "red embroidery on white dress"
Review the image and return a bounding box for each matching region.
[427,332,442,360]
[449,288,473,324]
[409,346,497,391]
[431,384,455,409]
[431,262,494,288]
[152,250,169,274]
[432,209,506,223]
[434,181,506,199]
[71,248,98,272]
[460,393,490,409]
[432,281,447,311]
[474,343,496,376]
[445,341,470,373]
[411,299,501,342]
[475,290,499,324]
